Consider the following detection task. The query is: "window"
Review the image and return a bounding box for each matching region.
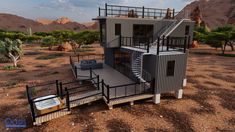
[115,24,121,36]
[185,25,190,35]
[100,21,106,45]
[167,60,175,76]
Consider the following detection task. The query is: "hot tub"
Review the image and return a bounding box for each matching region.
[34,95,64,115]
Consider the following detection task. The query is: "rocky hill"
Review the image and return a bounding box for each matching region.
[0,13,98,33]
[177,0,235,29]
[36,17,72,25]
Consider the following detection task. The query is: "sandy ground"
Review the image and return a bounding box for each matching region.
[0,44,234,132]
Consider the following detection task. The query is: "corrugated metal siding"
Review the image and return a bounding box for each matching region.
[155,53,188,94]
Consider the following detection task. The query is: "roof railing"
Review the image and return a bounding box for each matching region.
[98,3,176,19]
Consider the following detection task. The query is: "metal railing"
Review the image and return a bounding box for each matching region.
[156,36,191,55]
[26,82,70,122]
[102,78,155,103]
[70,56,90,79]
[120,36,153,52]
[99,3,176,19]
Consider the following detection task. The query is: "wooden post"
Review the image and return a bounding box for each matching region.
[65,88,70,111]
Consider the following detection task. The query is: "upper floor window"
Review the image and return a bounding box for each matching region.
[167,60,175,76]
[185,25,190,35]
[115,24,121,36]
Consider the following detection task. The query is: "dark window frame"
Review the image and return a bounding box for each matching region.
[166,60,175,76]
[115,24,121,36]
[185,25,190,35]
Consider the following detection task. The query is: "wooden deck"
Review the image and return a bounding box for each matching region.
[104,94,154,109]
[74,64,134,86]
[70,90,102,108]
[34,109,71,125]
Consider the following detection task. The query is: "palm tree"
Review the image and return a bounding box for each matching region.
[0,38,23,67]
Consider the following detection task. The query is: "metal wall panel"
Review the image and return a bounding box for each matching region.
[155,53,188,93]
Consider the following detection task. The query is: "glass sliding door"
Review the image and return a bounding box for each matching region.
[133,24,154,47]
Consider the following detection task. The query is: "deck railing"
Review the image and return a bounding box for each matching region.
[99,3,176,19]
[70,56,91,79]
[156,36,191,55]
[102,78,155,103]
[120,36,153,52]
[26,82,70,122]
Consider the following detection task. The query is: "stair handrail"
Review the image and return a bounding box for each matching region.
[164,19,185,37]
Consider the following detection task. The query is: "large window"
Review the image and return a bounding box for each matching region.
[167,60,175,76]
[115,24,121,36]
[133,24,153,38]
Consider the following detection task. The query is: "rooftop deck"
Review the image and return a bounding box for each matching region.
[98,3,178,20]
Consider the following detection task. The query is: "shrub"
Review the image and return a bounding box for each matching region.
[72,30,99,44]
[41,36,57,50]
[0,38,23,67]
[3,65,18,70]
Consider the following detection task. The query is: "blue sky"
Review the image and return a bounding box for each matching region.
[0,0,193,22]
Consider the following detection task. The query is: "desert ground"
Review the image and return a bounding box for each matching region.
[0,44,234,132]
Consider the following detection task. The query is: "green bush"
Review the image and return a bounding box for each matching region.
[51,30,75,43]
[0,55,10,63]
[3,65,18,70]
[72,30,99,44]
[41,36,57,50]
[33,32,52,37]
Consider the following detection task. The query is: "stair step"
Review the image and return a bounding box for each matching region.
[34,109,71,125]
[70,94,102,108]
[69,90,101,101]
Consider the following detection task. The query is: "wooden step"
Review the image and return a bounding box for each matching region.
[69,90,102,108]
[34,109,71,125]
[69,90,101,101]
[105,94,154,107]
[70,94,102,108]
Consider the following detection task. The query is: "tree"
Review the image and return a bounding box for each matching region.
[0,38,23,67]
[72,30,99,44]
[41,36,57,50]
[205,25,235,54]
[193,26,208,42]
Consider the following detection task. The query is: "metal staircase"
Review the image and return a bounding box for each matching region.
[151,19,186,47]
[131,51,152,93]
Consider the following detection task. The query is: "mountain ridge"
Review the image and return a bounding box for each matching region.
[0,13,98,33]
[177,0,235,29]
